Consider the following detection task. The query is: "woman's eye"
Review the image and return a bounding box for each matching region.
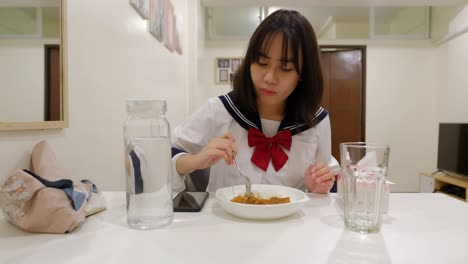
[257,61,268,66]
[280,63,295,72]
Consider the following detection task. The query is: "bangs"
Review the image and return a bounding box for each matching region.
[251,30,302,75]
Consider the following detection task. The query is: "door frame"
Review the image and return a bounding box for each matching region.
[319,45,367,142]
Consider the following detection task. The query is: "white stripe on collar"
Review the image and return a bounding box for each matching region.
[223,94,259,130]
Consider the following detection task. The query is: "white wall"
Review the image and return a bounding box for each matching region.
[321,23,337,39]
[431,5,461,40]
[389,7,428,36]
[336,21,369,39]
[365,42,440,192]
[195,40,247,110]
[0,0,190,191]
[438,4,468,123]
[187,0,203,112]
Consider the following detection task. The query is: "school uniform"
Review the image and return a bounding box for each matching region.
[171,92,336,192]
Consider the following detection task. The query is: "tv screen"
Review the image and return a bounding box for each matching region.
[437,123,468,176]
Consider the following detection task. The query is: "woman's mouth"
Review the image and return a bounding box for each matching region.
[260,88,276,96]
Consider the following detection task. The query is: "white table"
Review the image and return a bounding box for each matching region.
[1,192,468,264]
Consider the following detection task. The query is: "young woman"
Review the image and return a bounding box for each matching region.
[171,9,338,193]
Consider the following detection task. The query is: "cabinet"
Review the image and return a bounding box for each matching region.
[420,172,468,202]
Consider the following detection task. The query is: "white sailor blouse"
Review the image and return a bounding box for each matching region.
[170,92,333,192]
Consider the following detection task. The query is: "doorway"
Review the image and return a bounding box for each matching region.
[44,45,61,121]
[320,46,366,160]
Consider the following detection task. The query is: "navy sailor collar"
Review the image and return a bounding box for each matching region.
[219,91,328,136]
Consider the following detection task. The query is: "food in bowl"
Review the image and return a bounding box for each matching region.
[216,184,309,220]
[230,194,290,205]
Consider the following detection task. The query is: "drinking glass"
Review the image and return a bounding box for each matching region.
[340,142,390,233]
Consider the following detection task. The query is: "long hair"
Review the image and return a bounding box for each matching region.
[232,9,323,126]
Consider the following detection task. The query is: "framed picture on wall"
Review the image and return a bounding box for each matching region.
[231,58,241,72]
[163,0,175,51]
[174,16,183,54]
[217,58,230,68]
[130,0,150,19]
[219,69,229,83]
[149,0,164,41]
[215,57,242,84]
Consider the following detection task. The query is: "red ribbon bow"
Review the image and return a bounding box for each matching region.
[247,128,292,171]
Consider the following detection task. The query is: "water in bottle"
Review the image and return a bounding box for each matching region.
[124,99,173,229]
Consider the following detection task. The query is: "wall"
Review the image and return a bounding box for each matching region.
[389,7,428,36]
[188,0,203,112]
[431,6,462,41]
[0,5,59,36]
[0,6,36,34]
[365,42,440,192]
[320,22,336,39]
[335,20,369,38]
[438,4,468,123]
[0,0,190,191]
[194,40,247,110]
[42,7,60,38]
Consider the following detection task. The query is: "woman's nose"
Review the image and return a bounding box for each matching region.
[264,68,278,85]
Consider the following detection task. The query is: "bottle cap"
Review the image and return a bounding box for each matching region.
[126,99,166,115]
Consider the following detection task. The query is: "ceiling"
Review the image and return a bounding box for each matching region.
[202,0,466,7]
[205,0,464,40]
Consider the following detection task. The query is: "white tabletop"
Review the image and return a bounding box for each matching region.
[1,192,468,264]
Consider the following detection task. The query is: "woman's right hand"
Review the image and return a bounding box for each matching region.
[192,132,238,170]
[175,132,238,175]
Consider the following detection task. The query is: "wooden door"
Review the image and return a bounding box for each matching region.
[45,45,61,121]
[320,47,365,160]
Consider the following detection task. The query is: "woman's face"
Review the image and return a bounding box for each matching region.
[250,33,302,110]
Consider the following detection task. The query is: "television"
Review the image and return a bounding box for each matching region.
[437,123,468,177]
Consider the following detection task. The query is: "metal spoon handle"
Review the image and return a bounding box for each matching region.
[233,156,251,196]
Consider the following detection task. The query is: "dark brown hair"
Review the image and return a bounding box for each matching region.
[232,9,323,126]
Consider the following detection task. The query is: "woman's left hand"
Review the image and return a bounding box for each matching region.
[304,163,335,194]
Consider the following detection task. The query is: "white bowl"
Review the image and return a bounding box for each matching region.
[215,184,309,220]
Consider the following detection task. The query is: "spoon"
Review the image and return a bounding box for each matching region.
[232,156,252,197]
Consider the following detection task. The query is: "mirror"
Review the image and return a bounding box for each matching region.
[0,0,67,130]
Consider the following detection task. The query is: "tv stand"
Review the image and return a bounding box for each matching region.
[430,171,468,202]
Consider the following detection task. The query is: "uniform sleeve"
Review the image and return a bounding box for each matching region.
[170,97,232,192]
[314,115,336,169]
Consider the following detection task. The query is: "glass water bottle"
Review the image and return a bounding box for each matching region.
[123,99,173,229]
